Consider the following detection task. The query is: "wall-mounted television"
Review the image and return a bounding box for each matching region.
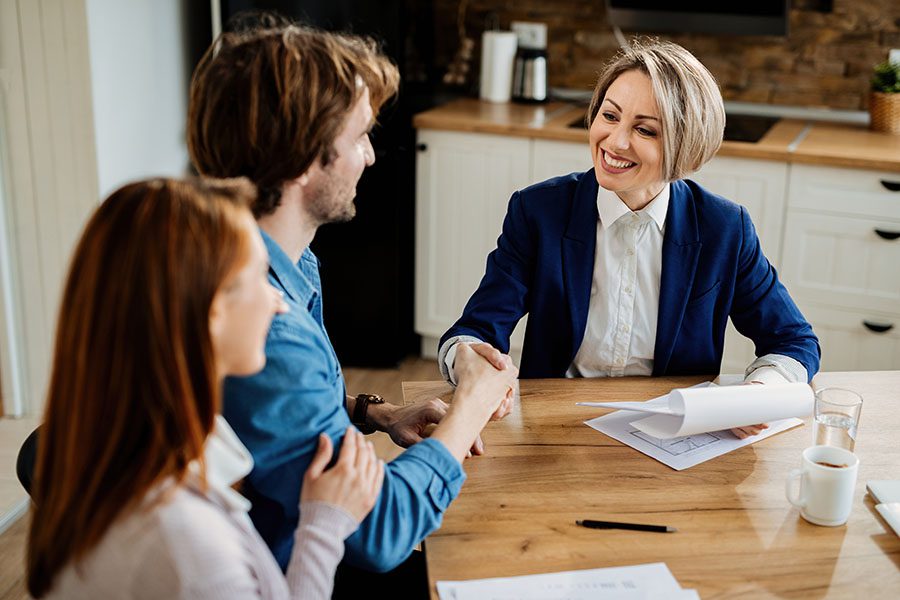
[605,1,790,36]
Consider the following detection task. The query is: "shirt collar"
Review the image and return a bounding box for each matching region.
[259,228,316,306]
[185,415,254,513]
[642,183,670,232]
[596,183,670,232]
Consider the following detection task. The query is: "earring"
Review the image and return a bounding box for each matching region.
[299,174,309,186]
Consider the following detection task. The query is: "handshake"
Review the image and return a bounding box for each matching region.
[430,342,518,460]
[390,341,518,463]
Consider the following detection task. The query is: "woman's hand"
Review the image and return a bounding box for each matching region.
[731,423,769,439]
[301,427,385,523]
[731,380,770,439]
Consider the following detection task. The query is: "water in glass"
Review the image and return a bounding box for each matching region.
[814,412,856,451]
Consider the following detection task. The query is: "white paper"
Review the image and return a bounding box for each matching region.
[584,384,803,470]
[630,383,812,439]
[436,562,697,600]
[576,400,679,416]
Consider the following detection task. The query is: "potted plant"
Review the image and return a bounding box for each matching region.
[870,60,900,134]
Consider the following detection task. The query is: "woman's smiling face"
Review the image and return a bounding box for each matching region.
[589,69,666,207]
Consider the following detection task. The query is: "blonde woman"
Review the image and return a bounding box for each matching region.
[440,40,820,438]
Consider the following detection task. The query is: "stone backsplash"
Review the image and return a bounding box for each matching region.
[431,0,899,110]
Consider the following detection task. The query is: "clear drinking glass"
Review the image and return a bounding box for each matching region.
[813,388,863,451]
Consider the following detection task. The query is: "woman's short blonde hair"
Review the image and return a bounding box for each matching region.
[588,39,725,181]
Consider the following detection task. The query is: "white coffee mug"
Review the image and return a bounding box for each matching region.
[785,445,859,526]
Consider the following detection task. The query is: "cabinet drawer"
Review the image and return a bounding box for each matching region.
[801,303,900,371]
[787,164,900,220]
[781,211,900,315]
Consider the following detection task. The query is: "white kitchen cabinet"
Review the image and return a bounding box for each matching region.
[801,304,900,372]
[781,212,900,314]
[781,163,900,371]
[531,139,592,183]
[692,156,791,374]
[783,163,900,220]
[414,129,531,358]
[692,157,789,268]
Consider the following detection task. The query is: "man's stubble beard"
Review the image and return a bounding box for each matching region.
[307,169,358,226]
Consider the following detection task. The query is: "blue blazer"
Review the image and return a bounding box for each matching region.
[441,170,820,381]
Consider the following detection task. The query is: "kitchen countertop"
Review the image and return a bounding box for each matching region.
[413,98,900,171]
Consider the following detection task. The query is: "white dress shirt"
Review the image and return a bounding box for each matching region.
[440,184,806,385]
[566,184,669,377]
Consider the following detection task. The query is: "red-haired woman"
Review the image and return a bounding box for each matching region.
[27,178,388,598]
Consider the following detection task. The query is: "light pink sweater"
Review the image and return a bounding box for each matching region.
[44,418,357,599]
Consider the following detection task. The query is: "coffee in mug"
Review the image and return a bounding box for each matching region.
[785,445,859,526]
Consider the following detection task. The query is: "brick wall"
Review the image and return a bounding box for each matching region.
[432,0,899,110]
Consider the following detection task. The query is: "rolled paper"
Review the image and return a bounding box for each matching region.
[631,383,814,439]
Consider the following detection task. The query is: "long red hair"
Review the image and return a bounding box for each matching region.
[27,177,257,597]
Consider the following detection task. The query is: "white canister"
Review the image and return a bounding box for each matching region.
[479,31,518,103]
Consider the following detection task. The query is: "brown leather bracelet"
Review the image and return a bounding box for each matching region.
[351,393,384,434]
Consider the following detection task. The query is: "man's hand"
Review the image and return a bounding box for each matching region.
[368,399,487,455]
[367,399,446,448]
[467,343,516,421]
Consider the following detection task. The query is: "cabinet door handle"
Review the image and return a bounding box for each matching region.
[874,228,900,241]
[416,143,428,152]
[862,320,894,333]
[881,180,900,192]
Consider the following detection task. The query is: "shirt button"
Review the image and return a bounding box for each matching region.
[625,286,633,294]
[622,324,630,332]
[626,248,635,256]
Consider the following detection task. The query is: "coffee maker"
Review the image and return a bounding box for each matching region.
[511,21,548,103]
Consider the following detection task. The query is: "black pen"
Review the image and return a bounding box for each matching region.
[576,519,677,533]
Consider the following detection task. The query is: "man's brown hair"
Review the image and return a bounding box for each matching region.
[27,177,256,597]
[188,24,400,217]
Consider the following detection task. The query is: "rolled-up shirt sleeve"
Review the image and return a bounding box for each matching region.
[343,438,465,572]
[225,319,465,574]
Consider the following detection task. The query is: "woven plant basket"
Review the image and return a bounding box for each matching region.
[870,91,900,135]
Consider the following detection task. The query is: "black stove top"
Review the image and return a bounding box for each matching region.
[723,114,780,143]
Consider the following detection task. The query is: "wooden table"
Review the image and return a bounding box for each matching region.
[402,372,900,599]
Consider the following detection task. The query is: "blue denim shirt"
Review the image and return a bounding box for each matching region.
[223,230,465,572]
